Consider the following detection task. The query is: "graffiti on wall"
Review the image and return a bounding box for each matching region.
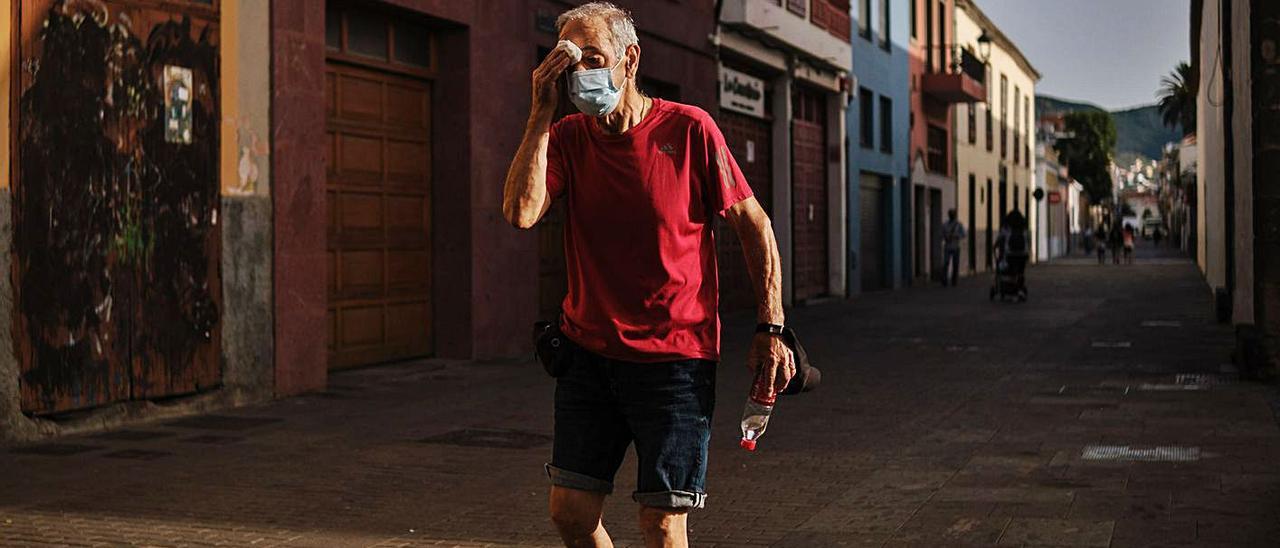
[16,0,222,414]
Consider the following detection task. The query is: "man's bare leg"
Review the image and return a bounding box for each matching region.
[550,486,613,548]
[637,506,688,548]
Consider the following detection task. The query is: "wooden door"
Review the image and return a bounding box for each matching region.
[791,88,828,302]
[326,62,433,369]
[15,0,222,414]
[859,173,886,291]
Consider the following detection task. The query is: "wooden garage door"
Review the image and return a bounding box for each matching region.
[859,173,887,291]
[792,87,829,302]
[326,62,432,369]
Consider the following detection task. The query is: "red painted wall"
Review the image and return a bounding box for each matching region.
[908,0,954,178]
[272,0,328,396]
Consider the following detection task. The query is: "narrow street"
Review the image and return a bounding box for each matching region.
[2,245,1277,547]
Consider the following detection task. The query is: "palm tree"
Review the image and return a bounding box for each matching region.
[1157,62,1197,136]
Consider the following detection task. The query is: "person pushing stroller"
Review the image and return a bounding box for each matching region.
[991,210,1030,302]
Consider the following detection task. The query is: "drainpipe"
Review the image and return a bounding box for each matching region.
[1210,0,1235,325]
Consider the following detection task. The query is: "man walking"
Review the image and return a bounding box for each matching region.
[941,209,965,287]
[502,3,794,547]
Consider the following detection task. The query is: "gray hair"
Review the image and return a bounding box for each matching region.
[556,2,639,60]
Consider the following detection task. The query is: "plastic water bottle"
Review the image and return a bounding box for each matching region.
[739,366,778,451]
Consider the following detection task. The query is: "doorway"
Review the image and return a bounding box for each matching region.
[325,6,435,369]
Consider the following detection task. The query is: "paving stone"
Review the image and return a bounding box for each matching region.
[2,257,1277,546]
[997,518,1114,546]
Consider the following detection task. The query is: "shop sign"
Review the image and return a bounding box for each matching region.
[720,66,766,118]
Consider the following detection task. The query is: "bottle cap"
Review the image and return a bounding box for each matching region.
[739,437,757,451]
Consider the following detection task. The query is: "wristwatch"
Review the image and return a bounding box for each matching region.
[755,322,785,336]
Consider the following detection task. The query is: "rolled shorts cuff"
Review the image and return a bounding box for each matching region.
[546,464,614,494]
[632,490,707,509]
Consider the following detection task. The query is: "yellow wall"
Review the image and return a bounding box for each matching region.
[1,5,10,191]
[219,0,270,197]
[220,0,239,196]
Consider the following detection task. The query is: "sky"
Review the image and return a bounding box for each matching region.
[971,0,1191,111]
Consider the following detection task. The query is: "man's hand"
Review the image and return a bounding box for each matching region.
[531,47,573,125]
[503,48,574,229]
[748,333,795,394]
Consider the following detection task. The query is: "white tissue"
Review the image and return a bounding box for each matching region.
[557,40,583,64]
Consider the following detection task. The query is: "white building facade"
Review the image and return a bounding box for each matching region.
[953,0,1040,274]
[717,0,854,307]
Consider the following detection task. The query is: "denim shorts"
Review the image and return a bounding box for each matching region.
[545,343,716,509]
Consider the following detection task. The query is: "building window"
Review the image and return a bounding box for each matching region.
[326,7,341,50]
[1013,87,1021,164]
[985,66,993,152]
[347,10,389,59]
[859,0,872,40]
[880,96,893,153]
[924,0,934,70]
[1025,96,1032,168]
[935,0,946,72]
[860,87,875,148]
[787,0,807,17]
[910,0,917,39]
[880,0,890,49]
[968,104,977,145]
[985,104,993,152]
[794,86,825,123]
[394,21,432,68]
[927,124,947,173]
[328,8,434,71]
[1000,74,1008,159]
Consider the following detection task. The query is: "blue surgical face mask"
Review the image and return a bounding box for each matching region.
[567,58,625,117]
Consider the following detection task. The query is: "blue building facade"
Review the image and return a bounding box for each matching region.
[848,0,911,292]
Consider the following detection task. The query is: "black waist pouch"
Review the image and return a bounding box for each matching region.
[532,320,574,378]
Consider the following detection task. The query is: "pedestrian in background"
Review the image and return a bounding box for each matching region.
[502,3,794,546]
[1153,225,1164,248]
[941,209,965,287]
[993,210,1031,294]
[1123,224,1135,264]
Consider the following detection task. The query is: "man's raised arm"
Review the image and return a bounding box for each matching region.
[503,48,572,229]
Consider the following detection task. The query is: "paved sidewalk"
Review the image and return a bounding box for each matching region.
[2,248,1278,547]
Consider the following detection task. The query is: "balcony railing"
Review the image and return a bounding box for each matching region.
[921,47,987,104]
[772,0,852,43]
[810,0,852,42]
[957,47,986,86]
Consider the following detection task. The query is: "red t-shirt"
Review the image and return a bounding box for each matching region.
[546,99,754,363]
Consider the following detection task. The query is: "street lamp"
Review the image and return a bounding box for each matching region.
[976,30,992,61]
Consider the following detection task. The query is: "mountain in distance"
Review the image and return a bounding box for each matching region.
[1035,94,1182,162]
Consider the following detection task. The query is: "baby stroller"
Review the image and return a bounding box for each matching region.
[990,212,1029,303]
[990,254,1028,302]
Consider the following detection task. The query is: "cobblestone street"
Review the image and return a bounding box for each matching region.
[3,248,1278,547]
